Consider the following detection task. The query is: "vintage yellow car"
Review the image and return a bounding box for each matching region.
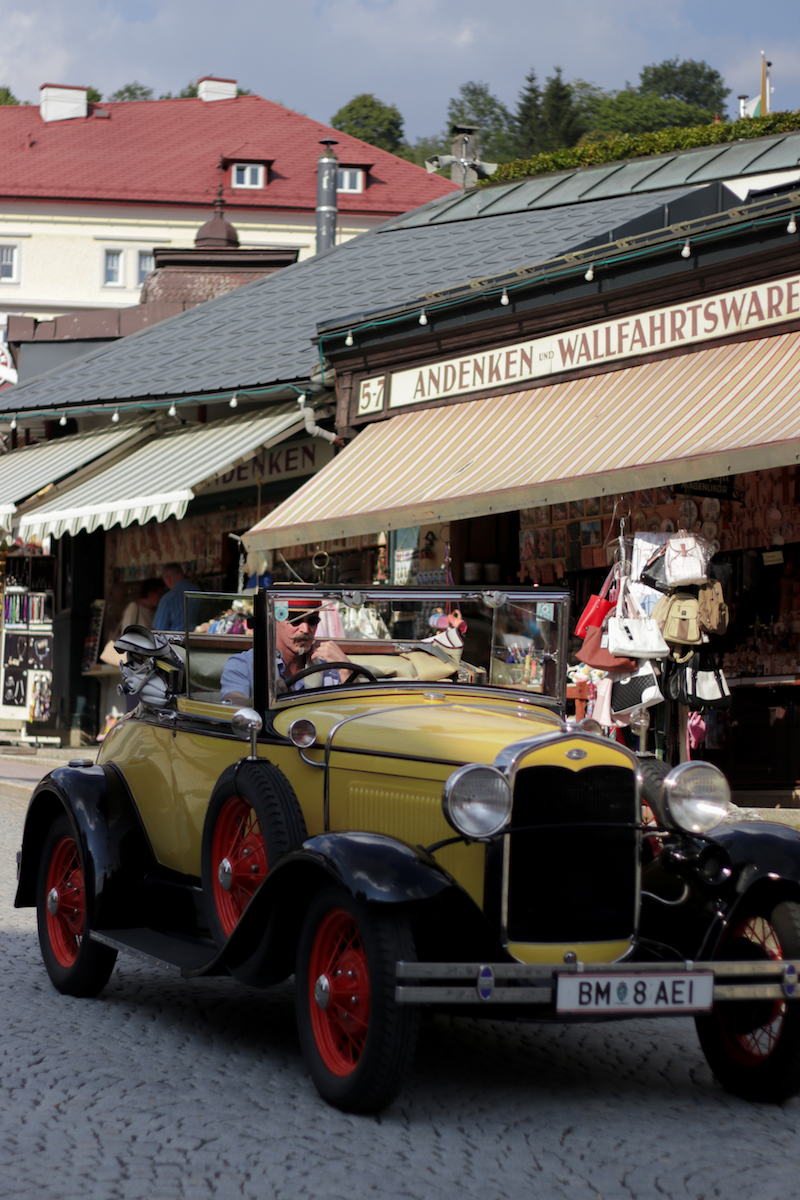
[14,586,800,1112]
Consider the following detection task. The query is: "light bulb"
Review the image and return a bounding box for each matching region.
[229,393,238,409]
[9,416,16,431]
[681,239,691,259]
[788,215,798,235]
[59,413,67,426]
[345,330,353,346]
[168,402,177,417]
[584,264,594,282]
[500,287,509,306]
[419,309,428,326]
[111,409,120,423]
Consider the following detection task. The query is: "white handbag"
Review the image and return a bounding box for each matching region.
[664,532,711,586]
[609,661,664,716]
[607,578,670,660]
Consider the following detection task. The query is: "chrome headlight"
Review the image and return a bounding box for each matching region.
[662,762,731,834]
[442,764,512,838]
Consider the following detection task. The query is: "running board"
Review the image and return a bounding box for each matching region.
[91,928,221,974]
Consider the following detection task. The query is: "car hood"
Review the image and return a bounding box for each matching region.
[271,689,565,767]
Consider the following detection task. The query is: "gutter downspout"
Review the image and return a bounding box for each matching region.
[297,394,337,444]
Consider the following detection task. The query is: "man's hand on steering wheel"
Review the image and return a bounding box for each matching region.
[282,662,378,689]
[312,638,352,682]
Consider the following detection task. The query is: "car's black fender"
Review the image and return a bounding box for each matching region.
[15,763,159,930]
[187,831,504,982]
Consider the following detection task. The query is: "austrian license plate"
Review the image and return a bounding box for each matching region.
[556,972,714,1015]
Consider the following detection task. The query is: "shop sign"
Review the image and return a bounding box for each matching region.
[357,272,800,414]
[682,476,735,500]
[198,438,334,495]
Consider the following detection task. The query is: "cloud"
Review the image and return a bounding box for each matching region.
[1,0,798,139]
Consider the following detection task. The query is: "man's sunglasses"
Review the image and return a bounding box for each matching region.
[288,612,320,627]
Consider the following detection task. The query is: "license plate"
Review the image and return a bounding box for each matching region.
[556,971,714,1015]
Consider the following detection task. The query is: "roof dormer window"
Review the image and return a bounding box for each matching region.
[232,163,265,189]
[337,168,365,194]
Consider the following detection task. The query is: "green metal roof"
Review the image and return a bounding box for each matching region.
[383,130,800,230]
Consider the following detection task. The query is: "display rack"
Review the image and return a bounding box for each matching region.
[0,555,55,728]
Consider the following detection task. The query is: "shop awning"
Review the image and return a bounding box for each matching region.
[0,423,147,525]
[244,330,800,550]
[18,405,306,540]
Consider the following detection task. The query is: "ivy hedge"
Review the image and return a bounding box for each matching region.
[487,111,800,185]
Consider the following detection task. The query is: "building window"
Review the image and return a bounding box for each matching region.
[104,249,124,287]
[232,163,265,189]
[337,169,365,194]
[138,251,154,285]
[0,245,18,284]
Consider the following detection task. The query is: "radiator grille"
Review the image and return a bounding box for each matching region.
[506,764,637,944]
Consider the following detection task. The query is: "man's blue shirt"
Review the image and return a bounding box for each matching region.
[152,579,195,632]
[220,647,339,700]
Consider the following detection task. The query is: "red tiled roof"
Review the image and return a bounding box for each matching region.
[0,94,459,215]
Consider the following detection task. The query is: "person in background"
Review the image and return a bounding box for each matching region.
[152,563,198,632]
[117,578,164,636]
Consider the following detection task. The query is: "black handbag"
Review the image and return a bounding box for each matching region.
[664,647,732,711]
[640,544,671,594]
[610,662,663,716]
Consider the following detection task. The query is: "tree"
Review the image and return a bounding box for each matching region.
[639,58,729,117]
[396,134,449,167]
[86,87,102,104]
[109,81,154,102]
[585,89,716,135]
[446,81,517,160]
[539,68,585,152]
[0,85,19,105]
[514,68,543,159]
[330,94,405,154]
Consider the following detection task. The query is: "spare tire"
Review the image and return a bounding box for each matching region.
[201,760,307,984]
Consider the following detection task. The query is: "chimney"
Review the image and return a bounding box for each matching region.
[39,84,88,123]
[198,77,237,102]
[316,139,338,255]
[450,124,481,188]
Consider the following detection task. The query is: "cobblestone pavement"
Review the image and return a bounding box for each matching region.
[2,794,800,1200]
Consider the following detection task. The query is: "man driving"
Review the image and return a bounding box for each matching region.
[220,598,349,705]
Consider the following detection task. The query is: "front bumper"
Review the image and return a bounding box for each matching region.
[395,959,800,1008]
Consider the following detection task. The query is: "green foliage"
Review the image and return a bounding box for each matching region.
[0,85,19,105]
[109,81,154,102]
[86,87,102,104]
[514,68,543,159]
[446,81,517,160]
[488,109,800,184]
[585,88,715,135]
[330,93,405,154]
[538,68,585,151]
[639,57,729,115]
[396,134,449,167]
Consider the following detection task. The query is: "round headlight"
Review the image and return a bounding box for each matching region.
[442,764,512,838]
[663,762,731,834]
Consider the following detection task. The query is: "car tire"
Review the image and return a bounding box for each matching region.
[202,761,307,945]
[295,886,420,1113]
[36,813,117,997]
[695,897,800,1102]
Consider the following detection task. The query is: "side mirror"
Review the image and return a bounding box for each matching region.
[232,707,263,759]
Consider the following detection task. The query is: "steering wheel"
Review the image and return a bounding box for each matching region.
[282,661,378,689]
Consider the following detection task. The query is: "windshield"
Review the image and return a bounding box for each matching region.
[266,588,568,708]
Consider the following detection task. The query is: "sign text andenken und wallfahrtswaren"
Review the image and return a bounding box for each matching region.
[356,273,800,414]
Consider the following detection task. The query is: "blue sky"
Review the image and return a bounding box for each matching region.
[3,0,798,139]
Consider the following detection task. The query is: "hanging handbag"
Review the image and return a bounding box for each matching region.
[664,647,732,710]
[575,623,637,674]
[640,544,670,594]
[610,661,664,716]
[575,566,617,638]
[697,580,729,635]
[653,592,703,646]
[664,532,712,586]
[607,578,669,660]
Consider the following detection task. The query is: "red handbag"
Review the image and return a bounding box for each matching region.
[575,624,637,674]
[575,567,617,638]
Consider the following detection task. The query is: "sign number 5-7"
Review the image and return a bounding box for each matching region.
[358,375,386,415]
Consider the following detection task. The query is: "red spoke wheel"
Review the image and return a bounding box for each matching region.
[296,887,419,1113]
[36,814,117,997]
[210,796,269,938]
[696,898,800,1102]
[202,762,306,985]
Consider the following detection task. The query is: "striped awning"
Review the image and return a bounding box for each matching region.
[18,405,305,540]
[0,423,146,524]
[244,330,800,550]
